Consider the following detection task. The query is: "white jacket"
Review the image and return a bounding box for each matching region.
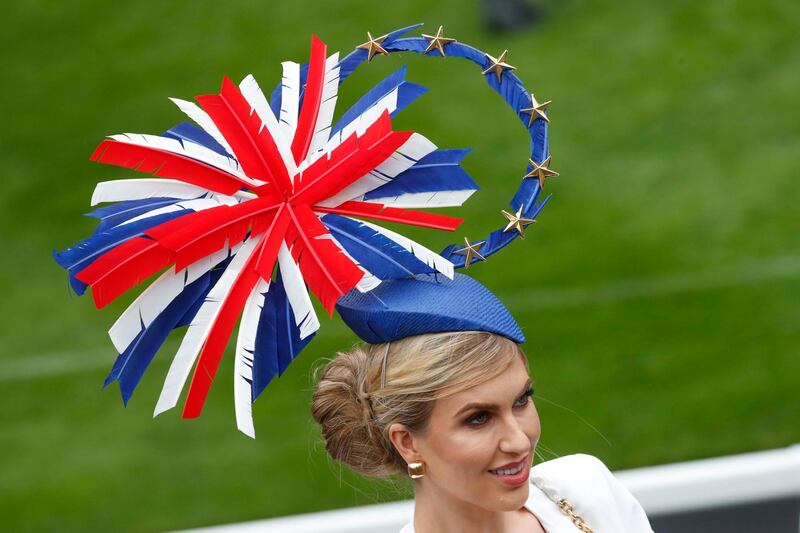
[400,454,654,532]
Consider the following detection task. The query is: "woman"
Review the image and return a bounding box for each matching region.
[313,274,654,533]
[54,23,651,531]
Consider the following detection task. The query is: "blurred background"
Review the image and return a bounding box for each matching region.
[1,0,798,531]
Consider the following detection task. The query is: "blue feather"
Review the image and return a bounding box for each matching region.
[389,39,531,120]
[86,197,185,234]
[104,255,234,404]
[54,210,191,295]
[510,174,543,214]
[440,193,550,268]
[270,23,425,115]
[251,271,315,401]
[440,232,514,269]
[322,214,436,279]
[403,148,471,167]
[363,149,478,200]
[268,77,281,120]
[274,274,315,376]
[163,122,231,158]
[252,281,279,399]
[383,37,552,266]
[269,63,310,121]
[337,24,424,85]
[528,111,549,162]
[104,270,213,405]
[331,66,427,137]
[174,256,235,328]
[523,193,551,220]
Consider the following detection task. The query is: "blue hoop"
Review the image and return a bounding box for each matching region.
[269,23,553,269]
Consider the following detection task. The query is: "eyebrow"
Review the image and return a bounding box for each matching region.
[454,378,533,418]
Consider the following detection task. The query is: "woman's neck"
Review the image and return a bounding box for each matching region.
[411,481,531,533]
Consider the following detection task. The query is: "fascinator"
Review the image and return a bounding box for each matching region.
[54,24,556,437]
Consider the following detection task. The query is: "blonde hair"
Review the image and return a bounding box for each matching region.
[311,331,526,478]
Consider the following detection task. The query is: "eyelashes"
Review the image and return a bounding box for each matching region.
[518,386,534,403]
[465,387,534,426]
[467,411,489,426]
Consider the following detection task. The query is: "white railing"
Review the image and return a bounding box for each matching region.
[177,444,800,533]
[614,444,800,516]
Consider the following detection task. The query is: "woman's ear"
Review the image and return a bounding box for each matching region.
[387,422,423,465]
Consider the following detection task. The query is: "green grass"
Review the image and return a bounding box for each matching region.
[1,0,799,530]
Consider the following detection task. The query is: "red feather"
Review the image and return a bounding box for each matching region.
[77,199,281,309]
[253,205,291,280]
[291,111,413,206]
[314,201,463,231]
[196,77,292,197]
[285,204,362,314]
[291,35,327,164]
[182,207,292,418]
[90,139,249,196]
[182,239,264,419]
[76,237,174,309]
[145,197,280,271]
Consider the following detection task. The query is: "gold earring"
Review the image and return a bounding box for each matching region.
[407,461,426,479]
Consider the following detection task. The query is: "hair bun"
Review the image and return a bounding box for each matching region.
[311,347,396,477]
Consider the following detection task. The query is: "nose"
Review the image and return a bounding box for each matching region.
[498,414,532,456]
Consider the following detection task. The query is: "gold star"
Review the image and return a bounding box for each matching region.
[519,93,551,127]
[501,205,536,238]
[421,25,456,56]
[357,31,389,62]
[453,237,487,269]
[482,50,516,82]
[524,156,559,188]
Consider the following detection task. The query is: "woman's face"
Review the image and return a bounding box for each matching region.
[413,353,540,512]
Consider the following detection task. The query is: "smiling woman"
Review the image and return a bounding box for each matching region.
[312,276,654,533]
[313,331,530,479]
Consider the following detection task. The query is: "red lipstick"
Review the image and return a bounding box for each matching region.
[488,456,530,487]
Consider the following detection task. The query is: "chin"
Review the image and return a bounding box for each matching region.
[488,480,531,512]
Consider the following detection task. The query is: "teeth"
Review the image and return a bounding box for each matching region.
[490,462,524,475]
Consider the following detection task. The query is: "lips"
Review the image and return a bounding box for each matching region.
[488,456,530,486]
[489,457,527,473]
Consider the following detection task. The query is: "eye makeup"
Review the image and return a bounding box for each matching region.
[462,380,534,426]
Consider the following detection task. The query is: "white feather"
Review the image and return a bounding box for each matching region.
[239,74,298,179]
[154,235,262,416]
[277,242,320,340]
[364,189,477,208]
[116,196,239,228]
[108,246,235,354]
[108,133,265,187]
[303,53,341,166]
[303,88,401,173]
[91,179,254,206]
[317,133,437,207]
[355,271,382,292]
[353,271,382,292]
[233,277,270,439]
[169,97,235,157]
[358,219,455,279]
[279,62,300,144]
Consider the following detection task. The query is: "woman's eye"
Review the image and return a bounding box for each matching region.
[514,387,533,407]
[467,411,489,426]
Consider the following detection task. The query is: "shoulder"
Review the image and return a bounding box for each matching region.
[530,454,654,533]
[531,453,615,495]
[532,453,610,479]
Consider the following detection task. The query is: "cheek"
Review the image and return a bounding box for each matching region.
[527,403,542,443]
[431,428,499,473]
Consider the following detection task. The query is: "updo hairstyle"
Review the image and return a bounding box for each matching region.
[311,331,526,478]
